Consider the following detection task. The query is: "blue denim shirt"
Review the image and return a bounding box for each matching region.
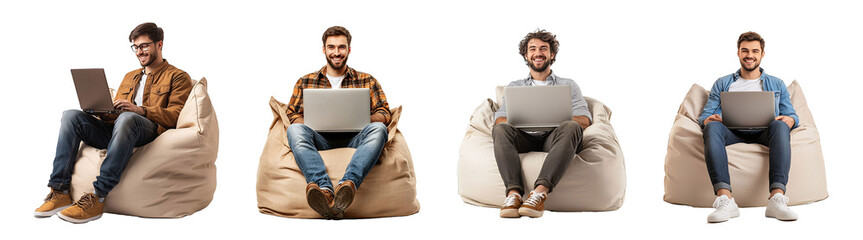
[698,68,799,129]
[494,72,592,123]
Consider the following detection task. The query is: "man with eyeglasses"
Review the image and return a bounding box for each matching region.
[34,22,192,224]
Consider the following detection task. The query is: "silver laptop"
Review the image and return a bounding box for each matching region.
[71,68,120,114]
[505,85,573,129]
[720,91,776,130]
[303,88,370,132]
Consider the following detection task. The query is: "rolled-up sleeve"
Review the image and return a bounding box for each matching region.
[569,82,592,123]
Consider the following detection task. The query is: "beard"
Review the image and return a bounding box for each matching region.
[138,51,157,67]
[740,58,760,72]
[327,55,348,70]
[527,58,551,72]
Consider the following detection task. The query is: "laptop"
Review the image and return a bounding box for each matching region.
[504,85,573,129]
[303,88,370,132]
[720,91,776,130]
[71,68,120,114]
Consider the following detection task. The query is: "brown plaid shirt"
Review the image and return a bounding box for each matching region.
[286,66,391,124]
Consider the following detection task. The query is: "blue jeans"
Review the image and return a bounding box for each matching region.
[48,110,158,197]
[286,122,388,190]
[702,120,791,194]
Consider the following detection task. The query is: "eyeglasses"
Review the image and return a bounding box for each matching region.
[131,42,155,52]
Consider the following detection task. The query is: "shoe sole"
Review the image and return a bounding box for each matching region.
[766,211,797,221]
[708,210,740,223]
[499,209,520,218]
[518,208,544,218]
[306,189,334,219]
[332,185,355,220]
[58,212,102,224]
[34,205,71,218]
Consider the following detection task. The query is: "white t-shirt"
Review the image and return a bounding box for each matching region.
[532,79,548,86]
[134,73,147,105]
[326,74,345,89]
[728,77,763,92]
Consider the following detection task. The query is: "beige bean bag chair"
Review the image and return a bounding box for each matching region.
[457,86,626,211]
[664,80,828,207]
[70,78,219,217]
[257,98,419,219]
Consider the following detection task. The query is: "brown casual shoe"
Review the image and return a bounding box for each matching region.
[34,188,72,218]
[306,183,335,219]
[58,193,104,224]
[518,191,547,218]
[499,193,523,218]
[332,180,356,220]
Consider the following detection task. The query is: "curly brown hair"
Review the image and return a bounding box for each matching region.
[519,29,559,65]
[737,31,764,50]
[322,26,352,46]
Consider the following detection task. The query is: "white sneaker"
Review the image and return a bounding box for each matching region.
[707,195,739,223]
[766,193,798,221]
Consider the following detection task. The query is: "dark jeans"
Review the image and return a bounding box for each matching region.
[702,120,791,194]
[286,122,388,190]
[48,110,158,197]
[492,121,583,195]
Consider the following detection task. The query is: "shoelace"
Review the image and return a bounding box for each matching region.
[770,195,789,209]
[713,196,731,208]
[503,194,521,206]
[44,190,61,202]
[523,192,546,206]
[73,194,97,210]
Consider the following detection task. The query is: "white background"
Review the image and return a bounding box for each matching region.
[1,0,860,239]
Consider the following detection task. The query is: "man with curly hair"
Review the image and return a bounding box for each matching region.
[493,29,591,218]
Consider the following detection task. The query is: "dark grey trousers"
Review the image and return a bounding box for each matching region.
[492,121,584,195]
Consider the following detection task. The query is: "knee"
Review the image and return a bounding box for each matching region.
[367,122,387,133]
[363,122,388,139]
[560,121,582,133]
[769,120,790,132]
[703,121,727,140]
[114,112,140,125]
[492,122,516,136]
[287,124,311,141]
[113,112,145,132]
[61,109,88,123]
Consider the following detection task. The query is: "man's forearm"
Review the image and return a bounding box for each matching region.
[495,117,507,125]
[371,112,387,123]
[572,116,590,129]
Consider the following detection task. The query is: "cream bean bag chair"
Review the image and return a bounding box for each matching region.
[664,80,828,207]
[70,78,219,217]
[257,98,419,219]
[457,87,626,211]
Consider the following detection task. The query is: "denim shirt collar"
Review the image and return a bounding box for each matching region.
[732,67,767,81]
[521,71,559,86]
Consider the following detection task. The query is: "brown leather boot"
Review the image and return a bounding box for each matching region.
[306,183,335,219]
[332,180,356,219]
[34,188,72,218]
[58,193,104,223]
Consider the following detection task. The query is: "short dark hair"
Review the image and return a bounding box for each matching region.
[737,31,764,50]
[519,29,560,64]
[322,26,352,46]
[129,22,163,43]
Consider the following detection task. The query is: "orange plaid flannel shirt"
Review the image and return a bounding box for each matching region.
[286,66,391,124]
